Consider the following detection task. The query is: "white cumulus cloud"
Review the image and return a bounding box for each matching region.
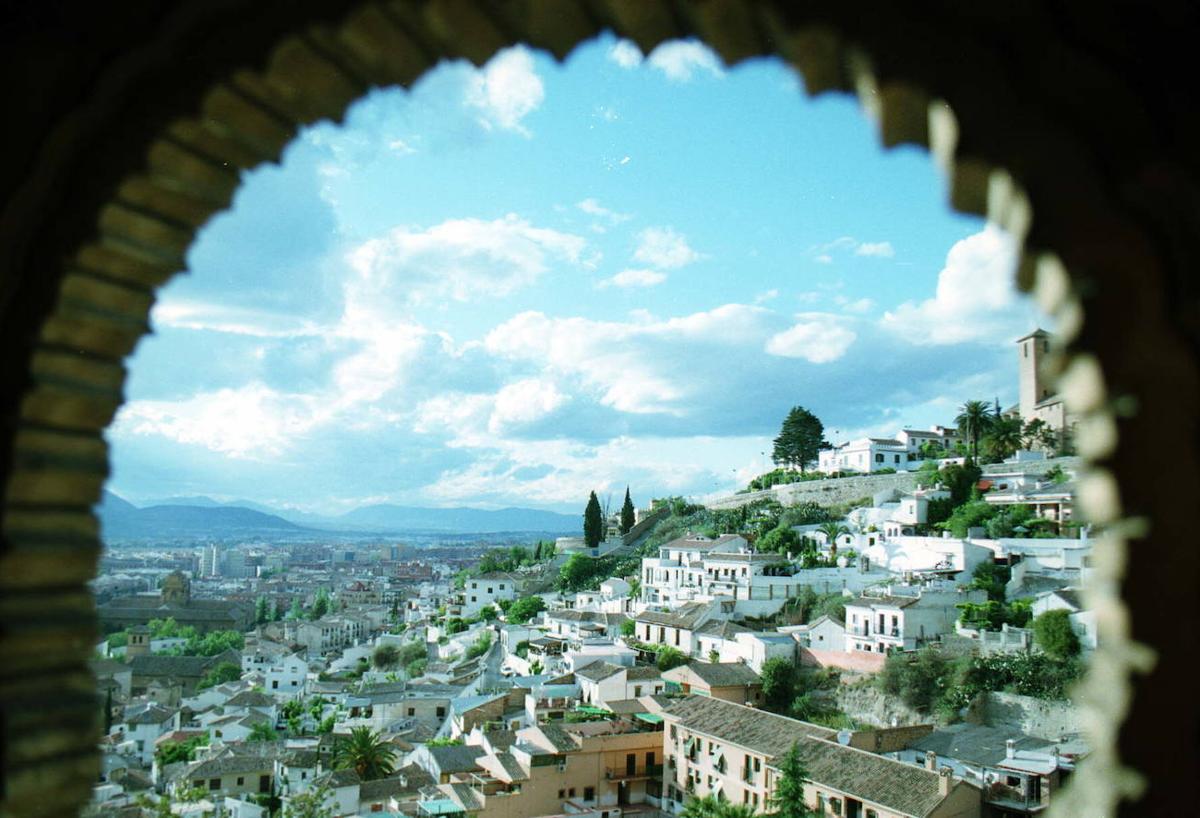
[880,224,1023,345]
[765,313,858,363]
[599,269,667,289]
[114,383,326,459]
[346,214,586,306]
[608,40,643,69]
[464,46,545,135]
[633,227,704,270]
[647,41,724,82]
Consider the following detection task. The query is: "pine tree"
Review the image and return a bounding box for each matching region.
[768,741,815,818]
[619,487,636,534]
[771,406,829,473]
[255,596,270,625]
[583,491,604,548]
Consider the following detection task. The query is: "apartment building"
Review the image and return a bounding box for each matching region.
[660,696,980,818]
[419,716,665,818]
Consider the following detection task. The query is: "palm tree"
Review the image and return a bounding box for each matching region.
[332,726,396,780]
[985,415,1025,460]
[816,521,850,561]
[955,400,994,461]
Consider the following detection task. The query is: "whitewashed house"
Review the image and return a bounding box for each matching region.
[844,582,987,653]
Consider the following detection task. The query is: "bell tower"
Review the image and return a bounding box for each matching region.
[1017,329,1052,421]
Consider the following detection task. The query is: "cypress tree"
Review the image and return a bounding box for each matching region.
[619,487,636,535]
[583,492,604,548]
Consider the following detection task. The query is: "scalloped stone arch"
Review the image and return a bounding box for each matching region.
[1,3,1195,817]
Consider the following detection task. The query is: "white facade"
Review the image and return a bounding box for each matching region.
[463,574,516,616]
[844,583,987,653]
[819,437,909,474]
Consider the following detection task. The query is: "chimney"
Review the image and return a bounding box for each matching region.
[925,750,937,771]
[1006,739,1016,759]
[938,767,953,796]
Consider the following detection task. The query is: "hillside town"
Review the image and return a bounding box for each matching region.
[88,333,1091,818]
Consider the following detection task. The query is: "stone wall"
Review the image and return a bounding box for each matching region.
[707,456,1084,511]
[707,471,916,510]
[983,692,1082,741]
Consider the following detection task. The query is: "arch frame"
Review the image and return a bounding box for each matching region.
[1,1,1197,816]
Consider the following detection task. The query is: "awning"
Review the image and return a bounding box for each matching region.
[635,713,663,724]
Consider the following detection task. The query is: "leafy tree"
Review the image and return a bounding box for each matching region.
[465,633,493,660]
[583,491,604,547]
[941,500,998,538]
[247,722,279,743]
[156,734,208,765]
[558,553,603,593]
[767,741,816,818]
[332,726,396,780]
[772,406,830,473]
[288,598,304,620]
[284,784,336,818]
[968,561,1011,602]
[878,647,955,713]
[656,646,687,671]
[372,644,400,669]
[955,400,994,461]
[255,596,270,625]
[914,459,942,489]
[757,524,801,554]
[619,487,636,534]
[197,661,242,690]
[620,619,636,638]
[427,737,464,747]
[310,588,330,621]
[1023,418,1058,452]
[938,461,983,507]
[398,641,427,666]
[1033,609,1081,659]
[406,658,427,678]
[760,657,797,712]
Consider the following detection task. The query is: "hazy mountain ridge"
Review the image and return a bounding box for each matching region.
[98,492,580,541]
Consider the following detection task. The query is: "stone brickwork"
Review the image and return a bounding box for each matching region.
[708,471,917,510]
[0,2,1196,816]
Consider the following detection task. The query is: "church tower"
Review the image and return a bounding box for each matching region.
[125,624,151,661]
[1017,328,1052,421]
[160,571,191,605]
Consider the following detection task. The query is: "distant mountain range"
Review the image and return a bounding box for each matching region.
[97,491,581,542]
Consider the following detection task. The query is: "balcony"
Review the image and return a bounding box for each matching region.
[986,782,1047,812]
[606,764,664,781]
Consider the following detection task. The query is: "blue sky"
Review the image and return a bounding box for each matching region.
[106,35,1043,514]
